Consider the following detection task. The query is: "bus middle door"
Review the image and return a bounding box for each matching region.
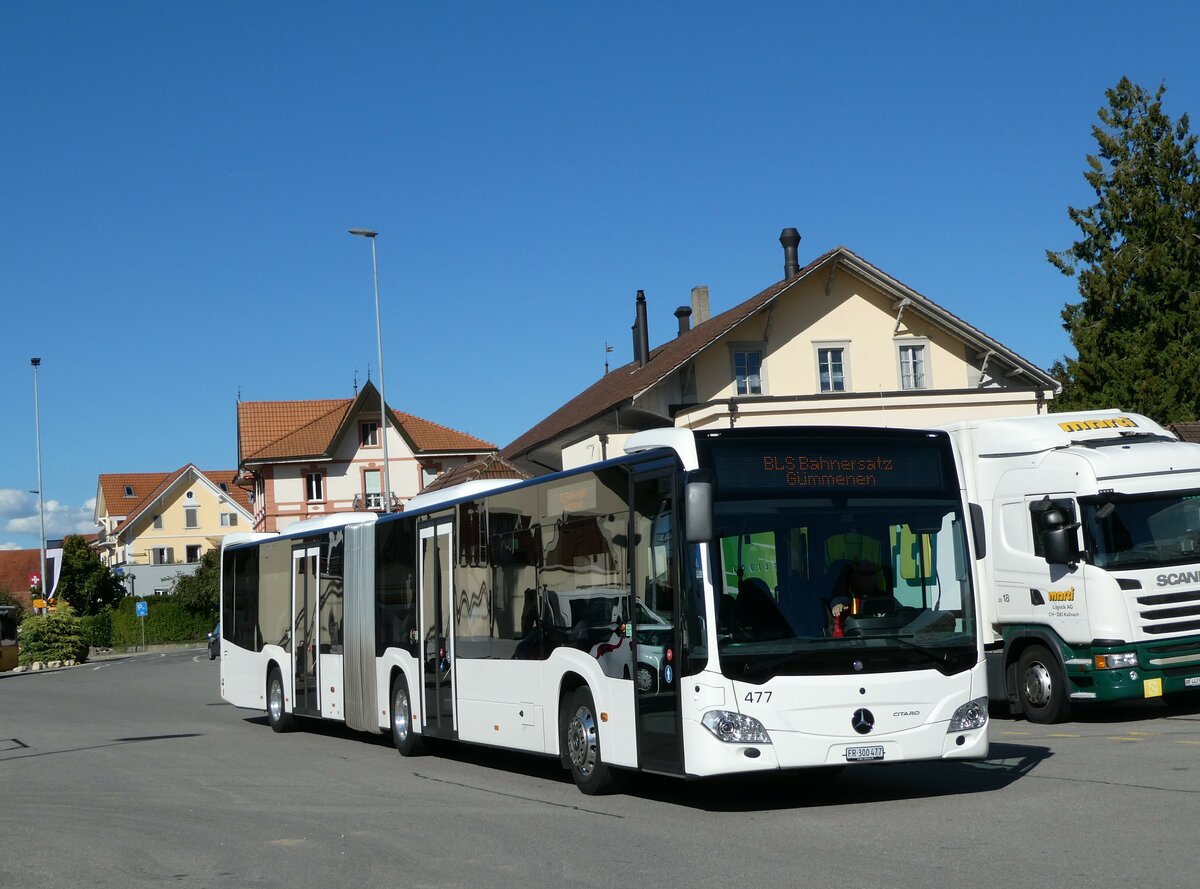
[418,518,457,739]
[291,543,321,718]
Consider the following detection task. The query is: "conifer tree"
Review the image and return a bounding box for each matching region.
[1049,78,1200,420]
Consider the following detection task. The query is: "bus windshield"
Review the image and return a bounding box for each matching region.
[1083,491,1200,570]
[699,431,977,681]
[711,498,977,680]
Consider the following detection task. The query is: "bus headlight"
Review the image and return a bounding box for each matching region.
[947,697,988,732]
[701,710,771,744]
[1094,652,1138,669]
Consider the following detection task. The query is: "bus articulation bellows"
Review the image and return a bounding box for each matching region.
[219,426,989,794]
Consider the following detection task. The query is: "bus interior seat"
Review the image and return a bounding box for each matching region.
[733,578,792,640]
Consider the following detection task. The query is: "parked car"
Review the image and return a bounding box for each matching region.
[207,623,220,660]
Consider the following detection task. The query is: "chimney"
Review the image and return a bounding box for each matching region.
[780,227,801,279]
[633,290,650,367]
[690,285,710,325]
[674,305,692,337]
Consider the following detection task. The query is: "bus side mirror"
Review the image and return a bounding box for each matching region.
[684,470,714,544]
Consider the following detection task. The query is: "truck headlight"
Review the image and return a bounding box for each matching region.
[1094,651,1138,669]
[701,710,772,744]
[947,697,988,732]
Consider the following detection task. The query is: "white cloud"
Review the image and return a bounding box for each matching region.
[0,489,34,516]
[1,490,97,539]
[0,541,24,551]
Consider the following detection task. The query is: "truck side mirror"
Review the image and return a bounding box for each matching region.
[684,470,714,544]
[1039,508,1078,566]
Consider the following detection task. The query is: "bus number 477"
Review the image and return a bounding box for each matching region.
[744,691,772,703]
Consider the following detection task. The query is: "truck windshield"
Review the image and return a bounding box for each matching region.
[1083,491,1200,569]
[710,497,978,681]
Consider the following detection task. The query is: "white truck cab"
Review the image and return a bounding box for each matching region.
[943,410,1200,722]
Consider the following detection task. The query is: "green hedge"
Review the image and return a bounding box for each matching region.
[111,597,215,648]
[80,609,114,649]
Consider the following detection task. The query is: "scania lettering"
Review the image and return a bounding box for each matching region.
[220,426,988,794]
[943,410,1200,723]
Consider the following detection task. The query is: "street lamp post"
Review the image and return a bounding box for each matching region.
[348,228,391,510]
[31,358,47,609]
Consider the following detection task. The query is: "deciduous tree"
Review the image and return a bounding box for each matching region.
[56,534,125,616]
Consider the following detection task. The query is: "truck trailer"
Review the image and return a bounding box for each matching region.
[943,410,1200,722]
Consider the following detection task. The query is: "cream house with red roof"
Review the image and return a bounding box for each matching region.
[93,466,254,594]
[504,229,1061,473]
[236,380,496,532]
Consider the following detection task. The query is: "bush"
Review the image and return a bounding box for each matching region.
[18,606,89,665]
[111,597,214,648]
[81,608,114,649]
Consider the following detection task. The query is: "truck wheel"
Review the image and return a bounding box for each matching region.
[266,666,294,733]
[391,673,426,757]
[1016,645,1071,724]
[561,687,620,795]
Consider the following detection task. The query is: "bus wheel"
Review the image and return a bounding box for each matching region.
[562,687,619,795]
[1016,645,1071,724]
[391,674,425,757]
[266,666,294,733]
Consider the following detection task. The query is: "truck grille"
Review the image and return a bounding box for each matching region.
[1137,588,1200,635]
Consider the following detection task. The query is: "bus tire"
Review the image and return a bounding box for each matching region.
[266,666,294,733]
[390,673,425,757]
[561,687,619,795]
[1016,645,1071,724]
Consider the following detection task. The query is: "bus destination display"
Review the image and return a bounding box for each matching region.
[709,440,948,494]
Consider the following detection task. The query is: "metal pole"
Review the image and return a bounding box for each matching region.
[31,358,47,608]
[350,229,391,510]
[370,236,392,509]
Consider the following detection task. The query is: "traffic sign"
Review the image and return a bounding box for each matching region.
[136,601,149,618]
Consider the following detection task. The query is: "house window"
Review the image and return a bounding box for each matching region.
[184,507,199,529]
[421,464,442,490]
[123,485,135,497]
[898,342,928,390]
[732,347,764,396]
[220,512,238,527]
[219,482,229,492]
[363,469,383,509]
[817,345,848,393]
[153,588,167,596]
[186,545,202,563]
[153,514,163,529]
[152,547,175,565]
[306,472,324,502]
[360,421,380,447]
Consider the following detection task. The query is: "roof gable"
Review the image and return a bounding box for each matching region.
[238,382,497,467]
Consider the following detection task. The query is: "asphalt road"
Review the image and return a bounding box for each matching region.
[3,650,1199,889]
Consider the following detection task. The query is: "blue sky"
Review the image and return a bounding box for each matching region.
[3,1,1200,552]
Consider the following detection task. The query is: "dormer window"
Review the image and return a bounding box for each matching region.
[219,482,229,492]
[360,421,380,448]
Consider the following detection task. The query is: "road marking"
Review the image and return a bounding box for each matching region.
[1000,730,1031,736]
[1047,733,1081,738]
[1108,737,1143,742]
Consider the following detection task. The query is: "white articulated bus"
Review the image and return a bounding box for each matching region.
[219,426,989,793]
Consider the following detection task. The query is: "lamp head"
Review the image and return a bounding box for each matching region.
[349,228,378,238]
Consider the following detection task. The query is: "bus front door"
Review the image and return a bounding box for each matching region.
[632,470,684,775]
[419,520,457,738]
[291,545,321,717]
